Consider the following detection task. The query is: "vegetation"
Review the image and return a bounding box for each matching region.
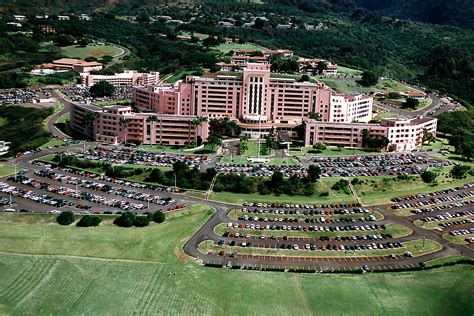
[209,117,241,137]
[0,106,53,156]
[151,211,166,223]
[114,211,149,228]
[0,210,472,314]
[421,170,437,183]
[56,211,75,225]
[89,80,115,97]
[76,215,101,227]
[402,97,420,110]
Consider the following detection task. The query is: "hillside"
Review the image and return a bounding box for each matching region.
[355,0,474,29]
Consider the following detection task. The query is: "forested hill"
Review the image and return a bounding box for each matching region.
[354,0,474,29]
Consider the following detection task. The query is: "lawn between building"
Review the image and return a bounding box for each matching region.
[0,206,472,315]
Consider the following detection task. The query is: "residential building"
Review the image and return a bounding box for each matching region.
[13,15,26,21]
[58,15,70,21]
[81,70,160,87]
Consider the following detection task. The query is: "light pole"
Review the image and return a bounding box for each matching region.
[174,173,177,190]
[14,163,19,181]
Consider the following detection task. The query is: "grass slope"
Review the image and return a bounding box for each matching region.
[0,208,472,315]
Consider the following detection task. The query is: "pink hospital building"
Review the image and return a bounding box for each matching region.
[70,63,436,150]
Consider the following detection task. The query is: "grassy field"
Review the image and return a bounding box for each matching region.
[200,238,441,258]
[443,233,472,245]
[241,141,273,157]
[336,66,363,76]
[213,43,268,54]
[163,70,197,83]
[61,44,123,59]
[353,168,474,205]
[0,208,472,315]
[215,223,412,239]
[0,165,19,177]
[320,79,416,94]
[210,177,356,205]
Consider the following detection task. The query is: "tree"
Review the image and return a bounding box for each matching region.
[421,170,437,183]
[298,74,311,82]
[316,61,328,75]
[313,142,327,151]
[450,165,471,179]
[422,129,435,145]
[402,98,419,110]
[307,165,321,182]
[114,211,136,227]
[77,215,101,227]
[239,135,249,154]
[152,211,166,223]
[359,71,379,87]
[146,115,158,123]
[308,112,321,120]
[89,80,115,97]
[134,216,149,227]
[253,18,266,29]
[119,117,131,144]
[56,211,75,225]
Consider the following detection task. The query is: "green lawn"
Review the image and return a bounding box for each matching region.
[443,233,473,245]
[38,138,66,149]
[61,44,123,59]
[210,177,356,205]
[215,223,412,239]
[424,255,473,267]
[212,43,268,54]
[320,79,417,94]
[0,165,20,177]
[0,208,472,315]
[336,66,363,76]
[353,169,474,205]
[57,113,70,124]
[0,117,8,127]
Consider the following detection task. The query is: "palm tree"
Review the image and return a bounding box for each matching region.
[146,115,158,144]
[119,117,131,144]
[189,116,208,145]
[82,111,99,138]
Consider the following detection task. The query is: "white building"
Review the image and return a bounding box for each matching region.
[81,70,160,87]
[329,94,373,123]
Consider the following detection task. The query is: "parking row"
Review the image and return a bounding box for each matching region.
[224,231,396,243]
[8,176,148,211]
[227,222,386,232]
[242,202,361,209]
[439,218,473,229]
[61,146,208,168]
[449,228,474,237]
[410,199,474,215]
[34,169,175,206]
[308,153,450,177]
[235,214,377,224]
[60,85,132,103]
[240,206,372,216]
[418,210,473,223]
[392,182,474,204]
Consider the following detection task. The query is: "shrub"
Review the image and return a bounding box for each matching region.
[134,216,150,227]
[114,211,136,227]
[152,211,166,223]
[56,211,75,225]
[351,178,360,185]
[76,215,101,227]
[421,170,437,183]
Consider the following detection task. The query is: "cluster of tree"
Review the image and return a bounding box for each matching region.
[114,211,150,227]
[450,165,473,179]
[89,80,115,97]
[104,165,143,178]
[209,117,241,137]
[361,129,389,149]
[401,98,419,110]
[437,111,473,161]
[214,165,321,196]
[52,154,103,170]
[270,54,299,73]
[332,179,351,194]
[145,161,216,190]
[359,71,379,87]
[0,106,53,156]
[56,211,101,227]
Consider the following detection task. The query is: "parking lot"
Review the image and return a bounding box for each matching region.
[60,85,132,103]
[0,88,54,105]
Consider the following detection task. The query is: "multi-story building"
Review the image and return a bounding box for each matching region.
[70,103,209,146]
[81,70,160,87]
[41,58,102,73]
[305,116,437,151]
[72,62,436,151]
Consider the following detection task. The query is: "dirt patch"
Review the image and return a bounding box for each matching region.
[174,246,189,263]
[89,49,115,57]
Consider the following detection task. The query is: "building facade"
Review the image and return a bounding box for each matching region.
[81,70,160,87]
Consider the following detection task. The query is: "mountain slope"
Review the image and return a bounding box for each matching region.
[355,0,474,29]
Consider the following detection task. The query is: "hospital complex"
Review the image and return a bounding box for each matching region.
[70,63,436,152]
